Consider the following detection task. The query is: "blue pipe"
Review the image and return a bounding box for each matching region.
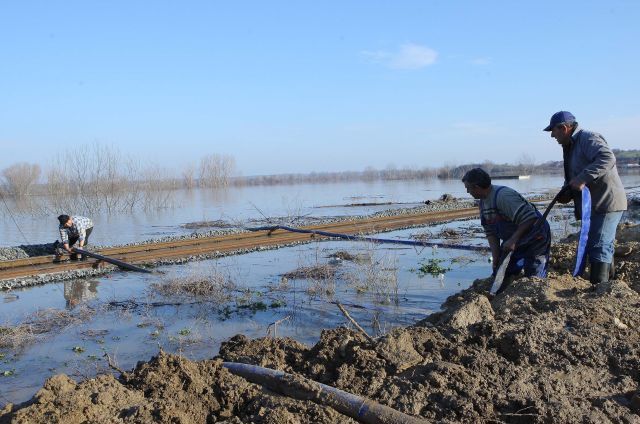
[247,224,489,252]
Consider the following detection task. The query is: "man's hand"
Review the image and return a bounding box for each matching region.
[502,236,518,253]
[568,177,585,191]
[557,189,573,204]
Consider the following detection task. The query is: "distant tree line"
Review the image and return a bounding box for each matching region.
[2,145,638,215]
[0,144,236,215]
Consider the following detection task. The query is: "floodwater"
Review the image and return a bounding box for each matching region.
[1,220,492,406]
[0,175,580,247]
[2,175,640,407]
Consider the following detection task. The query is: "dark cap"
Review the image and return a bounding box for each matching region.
[543,111,576,131]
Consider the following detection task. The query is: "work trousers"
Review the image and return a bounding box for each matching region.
[505,229,551,278]
[68,227,93,248]
[586,211,623,264]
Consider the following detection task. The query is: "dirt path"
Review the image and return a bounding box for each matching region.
[2,225,639,423]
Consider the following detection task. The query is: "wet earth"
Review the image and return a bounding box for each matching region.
[1,222,639,423]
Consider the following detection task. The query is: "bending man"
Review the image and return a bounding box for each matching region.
[462,168,551,279]
[57,214,94,260]
[544,111,627,285]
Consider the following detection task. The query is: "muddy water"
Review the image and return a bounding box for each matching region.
[0,219,493,406]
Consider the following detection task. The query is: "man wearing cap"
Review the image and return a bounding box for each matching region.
[462,168,551,283]
[544,111,627,285]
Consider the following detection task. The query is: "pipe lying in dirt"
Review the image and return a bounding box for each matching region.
[222,362,428,424]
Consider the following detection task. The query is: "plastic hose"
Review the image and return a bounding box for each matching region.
[247,224,488,252]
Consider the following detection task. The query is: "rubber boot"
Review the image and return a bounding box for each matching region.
[609,256,616,280]
[589,261,610,286]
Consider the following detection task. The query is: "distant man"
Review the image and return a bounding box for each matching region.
[544,111,627,285]
[462,168,551,279]
[57,215,94,260]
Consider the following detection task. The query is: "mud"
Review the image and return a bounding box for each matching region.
[2,225,639,423]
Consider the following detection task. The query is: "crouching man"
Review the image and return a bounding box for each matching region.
[462,168,551,279]
[56,215,94,261]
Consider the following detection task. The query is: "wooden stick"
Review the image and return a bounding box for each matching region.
[103,352,125,375]
[336,302,374,343]
[266,315,291,338]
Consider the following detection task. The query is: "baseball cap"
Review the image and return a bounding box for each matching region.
[543,111,576,131]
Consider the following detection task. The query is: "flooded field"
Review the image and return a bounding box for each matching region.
[1,175,639,409]
[1,218,492,406]
[0,176,573,247]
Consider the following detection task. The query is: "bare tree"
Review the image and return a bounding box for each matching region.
[481,160,495,175]
[182,162,197,189]
[199,154,236,188]
[516,153,536,175]
[1,162,41,197]
[362,166,378,181]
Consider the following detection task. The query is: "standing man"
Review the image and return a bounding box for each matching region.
[57,215,94,260]
[462,168,551,280]
[544,111,627,285]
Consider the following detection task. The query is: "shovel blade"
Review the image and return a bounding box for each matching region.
[490,251,513,295]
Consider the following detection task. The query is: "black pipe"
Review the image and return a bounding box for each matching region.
[73,248,152,274]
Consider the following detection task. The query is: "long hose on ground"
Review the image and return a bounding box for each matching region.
[246,224,489,252]
[222,362,428,424]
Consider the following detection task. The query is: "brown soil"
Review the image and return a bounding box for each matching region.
[2,225,639,423]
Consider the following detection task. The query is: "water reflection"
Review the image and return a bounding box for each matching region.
[3,175,594,247]
[63,280,98,308]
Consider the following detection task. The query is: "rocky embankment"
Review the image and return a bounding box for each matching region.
[1,223,639,423]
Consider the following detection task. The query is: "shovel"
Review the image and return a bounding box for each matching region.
[534,185,570,231]
[489,250,513,295]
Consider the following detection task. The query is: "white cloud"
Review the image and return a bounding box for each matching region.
[362,43,438,70]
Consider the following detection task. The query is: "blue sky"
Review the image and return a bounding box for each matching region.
[1,1,639,176]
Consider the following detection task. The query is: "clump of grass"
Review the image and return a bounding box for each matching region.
[328,251,356,261]
[345,247,399,305]
[149,271,236,303]
[284,259,338,298]
[0,306,94,350]
[411,229,434,241]
[282,264,336,280]
[417,258,452,277]
[0,326,35,350]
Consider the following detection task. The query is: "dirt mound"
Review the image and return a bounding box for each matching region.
[2,225,639,423]
[0,352,355,424]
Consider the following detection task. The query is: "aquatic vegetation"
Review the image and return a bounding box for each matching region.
[417,258,452,277]
[149,269,236,303]
[345,247,399,305]
[282,264,336,280]
[0,307,94,350]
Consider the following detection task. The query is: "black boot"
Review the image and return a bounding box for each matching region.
[609,256,616,280]
[590,261,610,285]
